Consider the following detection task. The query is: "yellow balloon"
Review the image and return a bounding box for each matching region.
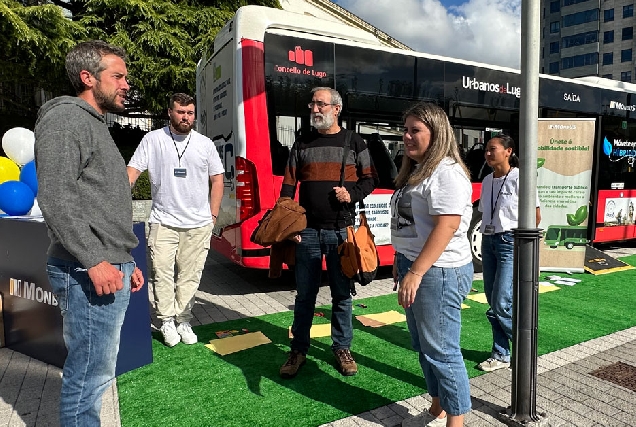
[0,156,20,184]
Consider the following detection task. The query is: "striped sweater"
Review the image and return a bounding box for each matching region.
[280,128,378,230]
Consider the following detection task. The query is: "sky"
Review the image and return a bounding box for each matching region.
[332,0,522,69]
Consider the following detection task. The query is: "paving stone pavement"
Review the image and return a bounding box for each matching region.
[1,248,635,427]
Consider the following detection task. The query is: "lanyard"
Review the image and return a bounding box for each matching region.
[169,129,192,167]
[490,168,512,224]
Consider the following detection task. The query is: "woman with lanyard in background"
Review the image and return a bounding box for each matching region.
[477,134,541,372]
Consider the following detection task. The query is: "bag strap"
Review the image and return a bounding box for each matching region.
[339,130,352,187]
[358,199,366,221]
[338,131,365,218]
[339,130,355,227]
[339,130,358,297]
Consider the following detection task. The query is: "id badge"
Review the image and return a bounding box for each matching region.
[484,224,495,235]
[174,168,187,178]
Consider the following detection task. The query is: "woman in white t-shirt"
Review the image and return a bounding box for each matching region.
[390,103,473,427]
[477,135,541,373]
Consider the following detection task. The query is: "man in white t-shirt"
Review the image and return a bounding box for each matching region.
[127,93,224,347]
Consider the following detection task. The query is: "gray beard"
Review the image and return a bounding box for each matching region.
[311,113,334,130]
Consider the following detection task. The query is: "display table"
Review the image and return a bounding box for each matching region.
[0,218,152,376]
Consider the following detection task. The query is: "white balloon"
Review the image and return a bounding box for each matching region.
[29,198,42,216]
[2,127,35,166]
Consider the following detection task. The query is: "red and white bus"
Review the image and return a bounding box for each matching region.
[196,5,636,272]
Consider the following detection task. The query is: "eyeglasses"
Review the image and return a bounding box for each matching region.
[308,101,335,109]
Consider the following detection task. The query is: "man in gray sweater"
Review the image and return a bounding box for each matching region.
[34,40,144,427]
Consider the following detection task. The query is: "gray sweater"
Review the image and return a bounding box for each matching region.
[34,96,138,268]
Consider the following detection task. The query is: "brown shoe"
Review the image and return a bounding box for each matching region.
[280,350,306,378]
[334,348,358,376]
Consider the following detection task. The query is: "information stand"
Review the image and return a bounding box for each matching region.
[0,218,152,375]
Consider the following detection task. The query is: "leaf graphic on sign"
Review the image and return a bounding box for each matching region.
[603,137,613,156]
[537,158,545,169]
[566,214,578,226]
[574,205,588,222]
[566,206,588,226]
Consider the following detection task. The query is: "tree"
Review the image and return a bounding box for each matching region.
[0,0,280,116]
[0,0,85,114]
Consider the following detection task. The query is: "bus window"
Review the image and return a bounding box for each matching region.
[264,33,335,176]
[366,133,397,189]
[356,122,401,190]
[545,227,560,243]
[335,45,415,100]
[463,141,487,182]
[450,103,517,124]
[270,115,300,176]
[452,127,502,183]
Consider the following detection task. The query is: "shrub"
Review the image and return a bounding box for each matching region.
[109,123,154,200]
[132,170,151,200]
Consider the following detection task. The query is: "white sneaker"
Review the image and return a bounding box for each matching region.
[425,415,447,427]
[478,357,510,372]
[176,322,198,345]
[410,410,446,427]
[160,320,180,347]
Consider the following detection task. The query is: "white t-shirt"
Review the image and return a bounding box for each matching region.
[391,158,473,267]
[128,127,224,228]
[478,167,540,233]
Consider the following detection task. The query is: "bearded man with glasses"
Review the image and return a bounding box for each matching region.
[278,87,378,379]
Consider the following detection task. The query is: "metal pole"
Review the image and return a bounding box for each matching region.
[500,0,545,424]
[508,228,542,423]
[518,0,540,231]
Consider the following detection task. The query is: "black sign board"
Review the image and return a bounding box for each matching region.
[539,77,600,114]
[264,33,335,116]
[444,62,521,110]
[0,219,152,375]
[599,88,636,118]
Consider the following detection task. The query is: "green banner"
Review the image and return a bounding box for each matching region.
[537,118,595,272]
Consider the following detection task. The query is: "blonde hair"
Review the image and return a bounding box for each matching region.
[394,103,470,188]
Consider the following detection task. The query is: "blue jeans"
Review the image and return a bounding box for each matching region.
[291,227,353,354]
[481,232,514,362]
[46,257,134,427]
[397,253,473,416]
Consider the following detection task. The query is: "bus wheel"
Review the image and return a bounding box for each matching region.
[468,208,483,273]
[566,242,574,250]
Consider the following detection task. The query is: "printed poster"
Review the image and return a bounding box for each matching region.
[355,193,391,246]
[537,118,595,272]
[603,197,636,226]
[197,39,235,233]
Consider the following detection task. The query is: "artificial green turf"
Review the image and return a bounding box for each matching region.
[117,256,636,427]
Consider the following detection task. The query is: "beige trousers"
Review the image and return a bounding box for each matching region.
[148,222,213,323]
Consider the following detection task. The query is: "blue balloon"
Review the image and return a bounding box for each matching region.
[0,180,35,216]
[19,160,38,197]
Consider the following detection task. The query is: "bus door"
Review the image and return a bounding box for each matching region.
[448,104,517,273]
[348,120,401,263]
[354,121,401,189]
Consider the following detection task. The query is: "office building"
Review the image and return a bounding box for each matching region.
[541,0,636,82]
